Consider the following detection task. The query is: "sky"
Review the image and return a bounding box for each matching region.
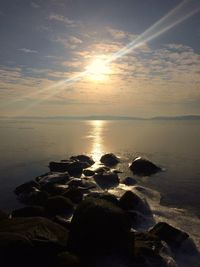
[0,0,200,117]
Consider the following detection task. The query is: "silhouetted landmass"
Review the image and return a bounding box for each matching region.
[0,115,200,120]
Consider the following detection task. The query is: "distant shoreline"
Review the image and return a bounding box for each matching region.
[0,115,200,121]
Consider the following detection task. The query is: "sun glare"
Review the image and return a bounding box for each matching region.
[86,56,112,81]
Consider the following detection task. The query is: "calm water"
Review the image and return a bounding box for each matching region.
[0,119,200,244]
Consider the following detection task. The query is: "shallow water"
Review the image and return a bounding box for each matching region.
[0,119,200,248]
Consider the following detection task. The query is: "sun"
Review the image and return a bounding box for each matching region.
[85,56,112,81]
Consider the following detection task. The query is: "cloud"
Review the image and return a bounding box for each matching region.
[106,27,127,40]
[31,2,40,8]
[48,13,79,27]
[55,35,83,49]
[19,48,38,54]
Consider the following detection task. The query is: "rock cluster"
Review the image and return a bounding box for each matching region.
[0,153,198,267]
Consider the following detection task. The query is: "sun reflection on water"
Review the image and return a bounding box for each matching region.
[89,120,105,162]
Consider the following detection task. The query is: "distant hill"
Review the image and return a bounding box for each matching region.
[1,115,200,120]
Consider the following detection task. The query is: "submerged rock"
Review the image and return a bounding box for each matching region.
[36,172,70,185]
[149,222,189,248]
[100,153,120,166]
[129,157,161,176]
[14,180,41,196]
[68,198,131,255]
[93,172,120,189]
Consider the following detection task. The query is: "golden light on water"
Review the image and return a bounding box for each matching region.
[89,120,105,161]
[85,56,112,81]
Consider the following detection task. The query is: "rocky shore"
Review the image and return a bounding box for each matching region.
[0,153,199,267]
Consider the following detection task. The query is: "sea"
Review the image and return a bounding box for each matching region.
[0,118,200,251]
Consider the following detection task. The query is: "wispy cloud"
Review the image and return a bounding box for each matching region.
[48,13,79,27]
[19,48,38,54]
[30,2,40,9]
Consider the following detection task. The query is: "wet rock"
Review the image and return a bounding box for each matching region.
[0,210,8,220]
[12,206,46,218]
[119,190,152,215]
[86,192,119,206]
[55,251,80,267]
[94,166,110,173]
[62,187,83,204]
[36,172,70,185]
[100,153,120,166]
[53,216,71,230]
[149,222,189,248]
[68,198,131,255]
[0,217,69,247]
[67,178,97,190]
[17,188,49,206]
[127,210,155,230]
[49,161,71,173]
[42,183,68,195]
[49,162,84,177]
[14,180,41,196]
[122,176,137,186]
[129,157,161,176]
[70,155,95,166]
[93,172,119,189]
[83,169,95,177]
[45,196,74,217]
[0,232,33,267]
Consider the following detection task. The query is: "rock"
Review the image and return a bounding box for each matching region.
[0,209,8,220]
[0,232,33,267]
[17,188,49,206]
[149,222,189,248]
[62,188,83,204]
[93,172,119,189]
[122,176,137,186]
[68,198,131,255]
[14,180,40,195]
[67,178,97,190]
[129,157,161,176]
[94,166,110,173]
[83,169,95,177]
[100,153,120,166]
[12,206,46,218]
[127,210,155,230]
[36,172,70,185]
[49,162,83,177]
[42,183,68,195]
[45,196,74,217]
[119,190,152,215]
[55,251,80,267]
[70,155,95,166]
[0,217,69,247]
[86,192,119,206]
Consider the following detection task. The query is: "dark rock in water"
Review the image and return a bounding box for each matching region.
[93,172,119,189]
[83,169,95,177]
[14,180,41,195]
[68,198,131,255]
[17,188,49,206]
[86,192,119,207]
[55,251,80,267]
[0,210,8,220]
[122,176,137,186]
[53,216,71,230]
[100,153,120,166]
[0,217,69,246]
[94,166,110,173]
[119,191,152,215]
[67,178,97,190]
[0,232,33,267]
[12,206,46,218]
[129,157,161,176]
[42,183,68,195]
[49,161,71,173]
[62,187,83,204]
[36,172,70,185]
[49,161,84,177]
[127,210,155,230]
[149,222,189,248]
[45,196,74,217]
[70,154,95,166]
